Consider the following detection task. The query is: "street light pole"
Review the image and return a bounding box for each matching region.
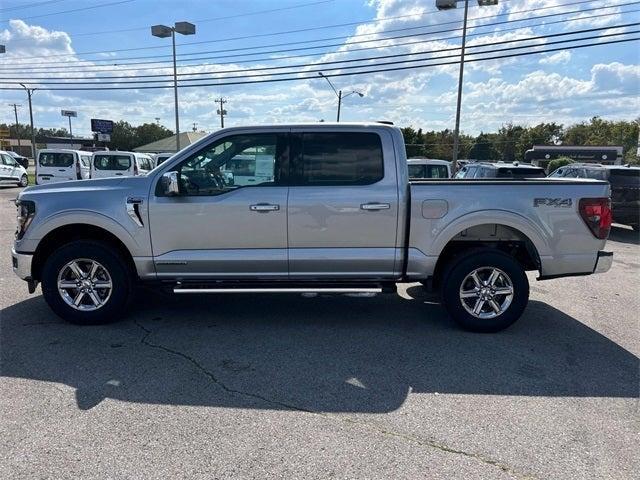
[152,21,196,152]
[171,29,180,151]
[318,72,364,122]
[19,84,37,159]
[436,0,498,172]
[451,0,469,173]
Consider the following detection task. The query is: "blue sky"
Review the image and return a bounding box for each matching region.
[1,0,638,138]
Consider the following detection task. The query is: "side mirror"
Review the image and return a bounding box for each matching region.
[160,171,180,196]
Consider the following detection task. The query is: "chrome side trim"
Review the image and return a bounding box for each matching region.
[174,287,383,294]
[126,197,144,227]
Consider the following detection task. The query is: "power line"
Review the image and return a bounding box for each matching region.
[2,0,594,62]
[68,0,335,37]
[4,7,633,76]
[1,35,636,91]
[4,25,636,85]
[0,0,69,13]
[0,0,136,23]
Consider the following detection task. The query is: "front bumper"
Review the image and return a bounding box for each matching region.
[593,250,613,274]
[12,248,33,280]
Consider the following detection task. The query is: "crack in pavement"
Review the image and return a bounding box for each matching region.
[133,319,536,480]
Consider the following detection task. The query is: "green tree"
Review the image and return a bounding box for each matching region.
[547,156,574,174]
[134,122,173,149]
[515,122,564,161]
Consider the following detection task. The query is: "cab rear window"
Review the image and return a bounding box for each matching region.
[609,169,640,186]
[94,155,131,170]
[39,152,74,167]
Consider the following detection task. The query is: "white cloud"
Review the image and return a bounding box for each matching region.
[539,50,571,65]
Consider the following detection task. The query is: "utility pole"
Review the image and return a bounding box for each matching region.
[19,84,37,159]
[215,97,227,128]
[8,103,22,150]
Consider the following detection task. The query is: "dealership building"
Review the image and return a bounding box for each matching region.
[525,145,623,170]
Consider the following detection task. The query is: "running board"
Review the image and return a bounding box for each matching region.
[173,287,384,294]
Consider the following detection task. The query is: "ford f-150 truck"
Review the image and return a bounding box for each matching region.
[12,123,613,332]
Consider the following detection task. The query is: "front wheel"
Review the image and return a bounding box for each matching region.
[441,249,529,332]
[19,174,28,187]
[41,241,132,325]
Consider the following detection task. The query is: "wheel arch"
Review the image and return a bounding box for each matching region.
[31,224,137,282]
[429,214,546,288]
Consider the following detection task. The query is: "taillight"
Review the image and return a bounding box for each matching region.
[579,198,612,239]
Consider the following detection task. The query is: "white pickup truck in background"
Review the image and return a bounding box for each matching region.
[12,123,613,332]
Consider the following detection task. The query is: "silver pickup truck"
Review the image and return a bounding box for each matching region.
[12,123,613,332]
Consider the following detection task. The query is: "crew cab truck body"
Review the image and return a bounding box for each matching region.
[12,123,613,332]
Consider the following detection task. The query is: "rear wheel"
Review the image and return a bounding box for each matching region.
[441,249,529,332]
[41,241,132,325]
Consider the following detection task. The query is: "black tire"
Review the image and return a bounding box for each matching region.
[19,174,28,187]
[41,241,132,325]
[441,249,529,333]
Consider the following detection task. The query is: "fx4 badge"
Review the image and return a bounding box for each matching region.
[534,198,572,208]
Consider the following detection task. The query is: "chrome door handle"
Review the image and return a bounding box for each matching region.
[250,203,280,212]
[360,203,391,211]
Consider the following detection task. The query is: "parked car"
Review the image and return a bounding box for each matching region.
[454,162,546,179]
[36,149,91,184]
[91,151,153,179]
[549,164,640,230]
[407,158,451,179]
[0,150,29,187]
[12,123,613,332]
[6,150,30,170]
[153,153,174,167]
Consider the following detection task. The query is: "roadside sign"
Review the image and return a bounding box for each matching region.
[0,128,9,138]
[97,133,111,142]
[61,110,77,117]
[91,118,114,134]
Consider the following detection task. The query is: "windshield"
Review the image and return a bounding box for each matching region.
[39,152,75,167]
[93,154,131,171]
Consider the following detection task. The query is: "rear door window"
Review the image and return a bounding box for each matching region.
[39,152,75,167]
[294,132,384,185]
[93,154,131,170]
[497,167,546,178]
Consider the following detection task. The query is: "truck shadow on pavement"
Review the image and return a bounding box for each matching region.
[609,225,640,245]
[1,287,638,411]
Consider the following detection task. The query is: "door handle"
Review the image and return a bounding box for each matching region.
[250,203,280,212]
[360,203,391,211]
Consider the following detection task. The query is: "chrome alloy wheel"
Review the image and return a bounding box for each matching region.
[459,266,514,319]
[57,259,113,311]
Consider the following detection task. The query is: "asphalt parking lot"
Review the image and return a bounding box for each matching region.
[1,184,638,480]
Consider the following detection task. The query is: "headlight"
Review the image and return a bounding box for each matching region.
[15,199,36,240]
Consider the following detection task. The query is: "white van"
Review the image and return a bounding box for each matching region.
[36,149,92,184]
[153,152,174,167]
[407,158,452,179]
[0,150,29,187]
[91,151,153,179]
